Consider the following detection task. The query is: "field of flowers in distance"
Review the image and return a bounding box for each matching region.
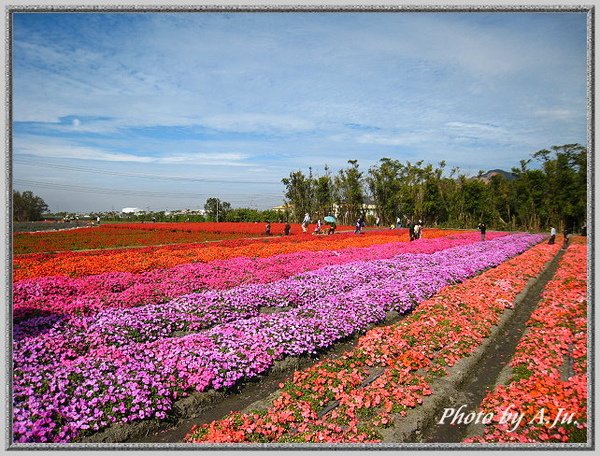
[13,222,355,254]
[11,223,588,445]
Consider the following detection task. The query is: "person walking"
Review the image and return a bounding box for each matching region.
[265,222,271,236]
[284,222,291,235]
[408,219,415,241]
[302,213,310,233]
[562,228,569,248]
[477,222,486,241]
[396,217,402,229]
[548,226,556,244]
[375,216,380,227]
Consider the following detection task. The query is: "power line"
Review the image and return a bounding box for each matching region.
[13,158,282,185]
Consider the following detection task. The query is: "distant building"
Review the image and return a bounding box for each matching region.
[272,204,290,213]
[121,207,144,215]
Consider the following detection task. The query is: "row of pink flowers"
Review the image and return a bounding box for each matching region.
[464,243,587,443]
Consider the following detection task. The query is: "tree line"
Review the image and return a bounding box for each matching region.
[281,144,587,233]
[13,143,587,233]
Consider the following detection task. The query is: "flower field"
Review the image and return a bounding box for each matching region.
[13,228,551,444]
[464,241,587,443]
[13,222,355,255]
[13,228,458,281]
[13,226,248,255]
[12,225,588,446]
[183,238,561,444]
[13,231,499,319]
[101,222,355,235]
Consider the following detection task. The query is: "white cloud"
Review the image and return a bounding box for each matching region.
[356,132,433,147]
[157,152,251,166]
[13,135,252,166]
[201,113,315,134]
[534,109,575,120]
[444,121,511,142]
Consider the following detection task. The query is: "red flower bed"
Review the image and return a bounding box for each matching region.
[13,229,460,282]
[101,222,354,235]
[13,227,247,254]
[464,242,587,443]
[184,241,561,444]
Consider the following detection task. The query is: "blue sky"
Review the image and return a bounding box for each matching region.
[12,11,588,212]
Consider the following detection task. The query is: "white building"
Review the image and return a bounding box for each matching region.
[121,207,144,215]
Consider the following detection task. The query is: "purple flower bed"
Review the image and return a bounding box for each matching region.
[14,232,504,319]
[13,233,544,443]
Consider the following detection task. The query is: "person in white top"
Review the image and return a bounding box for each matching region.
[302,213,310,233]
[548,226,556,244]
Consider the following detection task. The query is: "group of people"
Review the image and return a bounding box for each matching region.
[264,221,292,236]
[548,226,571,248]
[407,219,423,241]
[302,213,337,235]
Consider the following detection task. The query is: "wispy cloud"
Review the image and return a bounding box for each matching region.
[356,131,435,147]
[14,135,155,163]
[201,113,315,134]
[534,108,576,120]
[13,135,252,166]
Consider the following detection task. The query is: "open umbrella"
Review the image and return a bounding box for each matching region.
[324,216,337,223]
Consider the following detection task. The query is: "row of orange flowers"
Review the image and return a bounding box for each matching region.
[464,241,587,443]
[13,229,460,281]
[184,240,562,443]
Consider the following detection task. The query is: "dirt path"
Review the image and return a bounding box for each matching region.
[418,247,565,443]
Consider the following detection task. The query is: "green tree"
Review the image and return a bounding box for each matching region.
[313,165,335,220]
[282,170,313,222]
[510,160,547,231]
[488,174,512,229]
[13,190,48,222]
[532,144,587,231]
[334,160,365,225]
[367,158,403,226]
[204,198,231,222]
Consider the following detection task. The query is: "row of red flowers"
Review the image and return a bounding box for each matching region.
[14,222,357,255]
[101,222,354,235]
[13,229,460,282]
[184,240,561,443]
[464,242,587,443]
[13,227,248,255]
